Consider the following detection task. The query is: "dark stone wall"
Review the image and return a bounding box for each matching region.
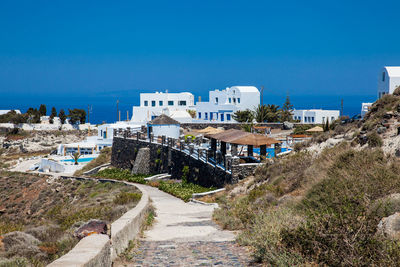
[111,137,234,187]
[111,137,170,174]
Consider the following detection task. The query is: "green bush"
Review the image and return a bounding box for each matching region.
[113,192,142,205]
[157,181,215,202]
[94,168,148,184]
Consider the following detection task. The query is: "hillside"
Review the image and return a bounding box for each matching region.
[0,171,141,266]
[213,94,400,266]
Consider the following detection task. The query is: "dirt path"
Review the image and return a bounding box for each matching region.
[115,184,255,266]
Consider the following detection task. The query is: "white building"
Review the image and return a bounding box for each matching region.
[57,121,141,156]
[147,114,180,139]
[378,66,400,98]
[131,91,195,123]
[293,109,340,124]
[195,86,260,123]
[361,103,373,118]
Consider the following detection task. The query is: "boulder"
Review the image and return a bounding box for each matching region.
[358,135,368,146]
[378,212,400,240]
[283,121,294,130]
[74,219,108,239]
[377,126,387,134]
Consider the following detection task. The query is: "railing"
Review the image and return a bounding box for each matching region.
[114,129,233,173]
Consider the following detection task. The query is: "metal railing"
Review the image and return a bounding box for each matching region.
[114,129,233,173]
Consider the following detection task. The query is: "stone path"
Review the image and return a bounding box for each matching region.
[115,184,256,267]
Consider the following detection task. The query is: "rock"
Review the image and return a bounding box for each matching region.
[358,135,368,146]
[283,121,294,130]
[378,212,400,240]
[377,126,387,134]
[132,147,151,175]
[74,219,108,239]
[396,149,400,158]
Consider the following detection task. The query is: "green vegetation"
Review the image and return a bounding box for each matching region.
[232,109,254,123]
[113,192,142,205]
[59,109,66,124]
[214,143,400,265]
[68,108,86,125]
[94,168,148,184]
[157,180,216,202]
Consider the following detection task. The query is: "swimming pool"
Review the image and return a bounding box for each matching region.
[253,147,291,158]
[61,157,96,163]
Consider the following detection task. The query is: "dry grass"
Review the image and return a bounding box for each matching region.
[0,171,141,265]
[74,147,112,176]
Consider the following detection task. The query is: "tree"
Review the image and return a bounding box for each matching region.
[26,108,40,123]
[255,105,269,123]
[68,109,86,125]
[324,119,330,132]
[39,104,47,116]
[49,107,57,124]
[232,109,254,123]
[280,95,294,122]
[59,109,67,124]
[70,152,81,165]
[265,104,280,122]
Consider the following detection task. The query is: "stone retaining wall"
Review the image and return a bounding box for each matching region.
[47,176,150,267]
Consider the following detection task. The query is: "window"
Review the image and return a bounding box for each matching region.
[237,98,240,103]
[322,117,325,123]
[331,116,334,121]
[168,100,174,106]
[210,113,213,120]
[312,117,315,123]
[178,100,187,106]
[205,112,208,119]
[198,112,201,119]
[382,72,385,81]
[227,114,231,121]
[159,101,163,106]
[144,101,148,106]
[233,98,236,104]
[229,98,231,103]
[215,97,219,104]
[151,100,156,107]
[220,113,224,121]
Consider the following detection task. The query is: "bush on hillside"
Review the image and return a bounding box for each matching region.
[367,132,383,147]
[281,149,400,266]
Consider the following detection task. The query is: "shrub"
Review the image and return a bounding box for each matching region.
[113,192,141,205]
[156,181,215,202]
[367,132,383,147]
[94,168,148,184]
[282,149,400,266]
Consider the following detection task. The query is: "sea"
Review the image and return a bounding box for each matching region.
[0,93,377,125]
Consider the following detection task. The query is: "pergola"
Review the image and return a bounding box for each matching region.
[208,129,281,158]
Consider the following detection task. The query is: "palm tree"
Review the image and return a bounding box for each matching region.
[265,104,280,122]
[255,105,268,123]
[70,152,81,165]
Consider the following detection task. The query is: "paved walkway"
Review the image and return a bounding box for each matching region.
[116,184,255,266]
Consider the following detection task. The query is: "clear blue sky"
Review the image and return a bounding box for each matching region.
[1,0,400,118]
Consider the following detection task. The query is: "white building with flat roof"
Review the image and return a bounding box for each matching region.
[195,86,260,123]
[131,91,195,123]
[293,109,340,124]
[378,66,400,98]
[361,103,373,118]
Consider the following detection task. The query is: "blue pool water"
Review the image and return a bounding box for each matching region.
[61,157,95,163]
[253,147,291,158]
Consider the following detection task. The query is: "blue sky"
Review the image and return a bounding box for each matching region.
[1,0,400,117]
